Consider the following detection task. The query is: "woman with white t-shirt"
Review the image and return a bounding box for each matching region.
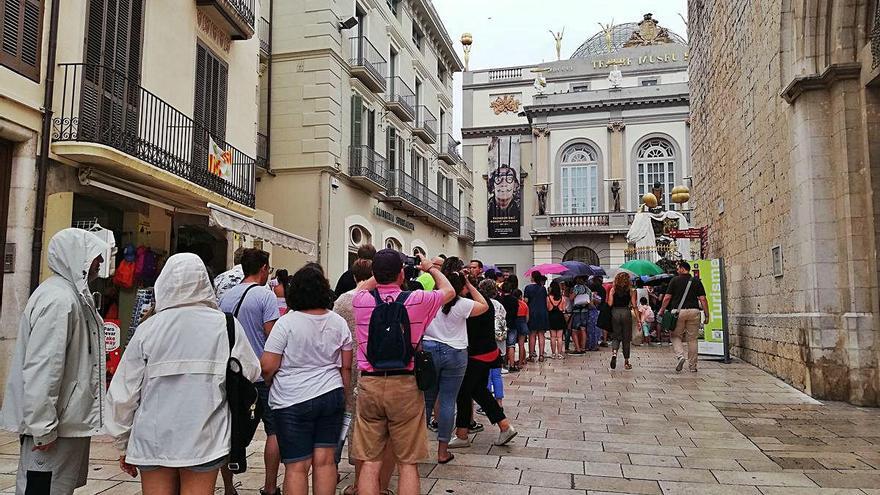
[261,264,353,495]
[423,258,489,464]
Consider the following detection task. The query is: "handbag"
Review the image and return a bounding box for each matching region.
[414,337,436,391]
[224,314,263,474]
[661,279,692,332]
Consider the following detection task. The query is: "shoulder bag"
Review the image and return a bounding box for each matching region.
[413,336,436,391]
[224,314,263,473]
[661,279,692,332]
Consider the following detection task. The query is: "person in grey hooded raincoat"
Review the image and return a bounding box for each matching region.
[0,228,109,495]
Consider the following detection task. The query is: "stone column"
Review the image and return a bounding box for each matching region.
[607,121,626,210]
[532,125,550,193]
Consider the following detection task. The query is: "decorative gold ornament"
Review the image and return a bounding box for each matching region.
[642,193,658,208]
[490,95,520,114]
[671,185,690,204]
[597,20,615,53]
[549,27,564,61]
[460,33,473,71]
[623,13,673,47]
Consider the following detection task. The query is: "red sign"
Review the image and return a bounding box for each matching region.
[668,227,705,239]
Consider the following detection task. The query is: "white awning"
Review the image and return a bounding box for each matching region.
[208,203,316,256]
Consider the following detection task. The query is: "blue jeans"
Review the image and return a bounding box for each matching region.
[487,368,503,399]
[274,388,345,463]
[422,340,468,443]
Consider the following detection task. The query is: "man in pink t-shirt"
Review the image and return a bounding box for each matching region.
[350,250,454,495]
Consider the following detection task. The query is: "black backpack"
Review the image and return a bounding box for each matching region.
[224,314,263,473]
[366,290,414,370]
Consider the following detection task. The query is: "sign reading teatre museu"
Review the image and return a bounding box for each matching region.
[591,52,689,69]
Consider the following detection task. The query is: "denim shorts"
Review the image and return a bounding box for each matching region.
[255,381,276,436]
[274,388,345,463]
[136,456,226,472]
[506,317,529,346]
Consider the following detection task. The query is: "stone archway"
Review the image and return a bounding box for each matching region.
[562,246,600,266]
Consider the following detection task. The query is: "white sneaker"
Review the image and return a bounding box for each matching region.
[500,367,509,374]
[448,436,471,449]
[675,356,686,372]
[494,427,518,446]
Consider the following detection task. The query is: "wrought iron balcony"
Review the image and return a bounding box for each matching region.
[52,63,256,207]
[413,105,437,143]
[348,145,389,191]
[385,76,415,121]
[258,16,270,58]
[348,36,387,93]
[387,169,458,231]
[256,132,268,170]
[438,133,461,165]
[458,217,475,241]
[196,0,255,40]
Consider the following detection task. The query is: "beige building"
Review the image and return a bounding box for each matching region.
[0,0,314,387]
[689,0,880,405]
[462,16,691,279]
[257,0,473,281]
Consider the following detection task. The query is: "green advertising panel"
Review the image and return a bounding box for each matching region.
[691,258,726,356]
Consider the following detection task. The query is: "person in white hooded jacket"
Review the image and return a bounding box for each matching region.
[1,228,109,495]
[105,253,261,495]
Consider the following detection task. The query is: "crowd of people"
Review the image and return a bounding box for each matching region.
[0,228,710,495]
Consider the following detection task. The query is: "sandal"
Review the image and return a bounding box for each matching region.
[624,362,632,370]
[341,486,356,495]
[438,453,455,464]
[538,355,545,362]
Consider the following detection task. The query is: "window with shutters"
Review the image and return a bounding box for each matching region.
[193,42,228,171]
[0,0,43,81]
[387,127,397,170]
[351,94,363,147]
[366,109,375,149]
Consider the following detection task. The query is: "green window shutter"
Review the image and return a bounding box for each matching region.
[351,94,363,147]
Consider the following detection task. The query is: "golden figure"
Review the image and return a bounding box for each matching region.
[460,33,473,71]
[549,27,564,60]
[597,19,614,53]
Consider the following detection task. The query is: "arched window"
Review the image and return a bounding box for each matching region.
[348,225,372,267]
[412,246,426,257]
[385,237,402,251]
[560,143,599,214]
[636,138,676,208]
[562,246,600,266]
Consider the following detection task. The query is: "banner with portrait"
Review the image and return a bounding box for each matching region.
[487,135,521,238]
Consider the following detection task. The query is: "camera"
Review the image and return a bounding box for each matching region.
[403,255,418,267]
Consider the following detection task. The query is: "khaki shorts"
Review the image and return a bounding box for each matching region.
[17,436,90,495]
[351,375,427,465]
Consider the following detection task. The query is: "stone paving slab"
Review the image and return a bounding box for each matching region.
[0,345,878,494]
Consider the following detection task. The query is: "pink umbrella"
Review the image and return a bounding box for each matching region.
[524,263,568,277]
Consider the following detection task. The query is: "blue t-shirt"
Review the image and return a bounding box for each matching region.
[219,283,280,360]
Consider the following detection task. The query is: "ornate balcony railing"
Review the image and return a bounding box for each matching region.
[438,133,462,164]
[549,213,610,228]
[388,169,458,229]
[348,145,389,189]
[385,76,415,120]
[258,16,270,57]
[52,63,255,207]
[348,36,387,92]
[256,132,268,170]
[413,105,437,143]
[196,0,255,39]
[460,217,475,241]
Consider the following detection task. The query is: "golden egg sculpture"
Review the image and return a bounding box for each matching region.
[671,185,690,204]
[642,193,658,208]
[460,33,473,46]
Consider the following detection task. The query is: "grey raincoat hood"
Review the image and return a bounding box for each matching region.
[1,228,109,445]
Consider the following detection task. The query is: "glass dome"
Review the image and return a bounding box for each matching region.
[570,20,687,58]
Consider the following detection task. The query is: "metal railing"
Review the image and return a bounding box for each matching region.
[349,36,387,87]
[349,145,389,189]
[388,168,458,228]
[389,168,423,205]
[386,76,415,116]
[52,63,256,207]
[258,16,270,56]
[460,217,475,240]
[256,132,268,170]
[224,0,255,29]
[414,105,437,141]
[440,133,462,162]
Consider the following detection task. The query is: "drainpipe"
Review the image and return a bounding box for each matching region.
[30,0,61,292]
[266,0,273,170]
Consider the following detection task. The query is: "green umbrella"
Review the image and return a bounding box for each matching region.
[620,259,664,277]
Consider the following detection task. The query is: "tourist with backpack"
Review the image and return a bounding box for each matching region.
[260,265,353,495]
[351,250,455,495]
[218,249,281,495]
[105,253,261,495]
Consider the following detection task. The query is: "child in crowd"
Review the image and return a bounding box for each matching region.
[514,289,529,369]
[638,296,655,344]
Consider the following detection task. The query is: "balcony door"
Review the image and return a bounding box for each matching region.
[193,42,229,182]
[80,0,144,147]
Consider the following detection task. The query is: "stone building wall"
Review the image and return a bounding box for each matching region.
[688,0,880,405]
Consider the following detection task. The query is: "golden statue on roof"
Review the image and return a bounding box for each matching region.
[623,13,673,47]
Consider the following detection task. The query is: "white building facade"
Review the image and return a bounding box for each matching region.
[462,15,691,278]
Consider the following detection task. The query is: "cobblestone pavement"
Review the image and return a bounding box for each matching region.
[0,345,877,494]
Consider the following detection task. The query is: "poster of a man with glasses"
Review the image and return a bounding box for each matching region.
[487,135,521,238]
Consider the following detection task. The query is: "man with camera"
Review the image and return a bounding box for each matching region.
[350,250,454,495]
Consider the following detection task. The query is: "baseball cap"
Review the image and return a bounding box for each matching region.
[372,248,404,281]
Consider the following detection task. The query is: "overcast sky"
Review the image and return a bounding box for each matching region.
[431,0,689,136]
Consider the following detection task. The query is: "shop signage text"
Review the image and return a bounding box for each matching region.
[373,206,415,232]
[592,52,689,69]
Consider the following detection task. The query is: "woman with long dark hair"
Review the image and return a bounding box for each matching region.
[448,279,518,449]
[523,271,549,362]
[607,272,638,370]
[423,258,489,463]
[546,280,567,359]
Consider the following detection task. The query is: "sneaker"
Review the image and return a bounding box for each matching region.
[500,367,509,375]
[610,354,617,370]
[689,368,698,373]
[448,436,471,449]
[469,421,485,433]
[494,427,518,446]
[427,420,438,432]
[476,407,486,416]
[675,356,686,372]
